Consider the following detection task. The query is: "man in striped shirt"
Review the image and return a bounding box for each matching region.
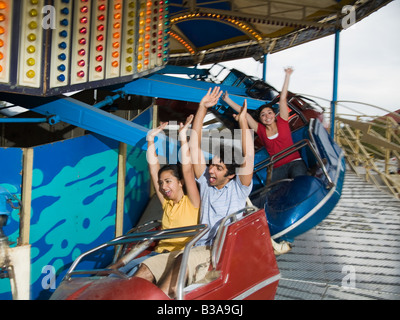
[191,87,254,247]
[134,87,254,298]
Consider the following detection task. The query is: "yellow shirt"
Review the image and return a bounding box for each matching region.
[155,195,200,253]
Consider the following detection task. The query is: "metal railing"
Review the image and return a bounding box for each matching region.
[335,114,400,198]
[63,223,208,281]
[294,94,400,198]
[176,226,210,301]
[254,138,334,188]
[211,206,258,269]
[175,206,258,300]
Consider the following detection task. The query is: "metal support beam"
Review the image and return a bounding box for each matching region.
[0,92,158,150]
[118,73,266,110]
[157,65,209,77]
[1,70,267,157]
[263,53,268,82]
[331,30,340,139]
[32,97,154,148]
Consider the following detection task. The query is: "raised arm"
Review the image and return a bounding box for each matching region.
[178,115,200,208]
[189,87,223,178]
[222,91,259,131]
[279,67,293,121]
[147,122,168,204]
[234,100,254,187]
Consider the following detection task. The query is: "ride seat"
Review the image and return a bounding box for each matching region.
[183,207,280,300]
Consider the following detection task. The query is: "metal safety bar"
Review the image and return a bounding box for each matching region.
[211,206,258,269]
[176,225,210,301]
[254,138,334,188]
[112,220,161,264]
[175,206,258,300]
[63,224,207,281]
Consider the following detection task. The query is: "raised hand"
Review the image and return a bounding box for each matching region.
[222,91,230,102]
[200,87,222,109]
[147,121,168,142]
[178,114,194,140]
[284,67,294,76]
[233,99,248,123]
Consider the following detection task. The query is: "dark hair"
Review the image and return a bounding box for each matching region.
[254,103,278,121]
[212,144,241,177]
[158,164,183,181]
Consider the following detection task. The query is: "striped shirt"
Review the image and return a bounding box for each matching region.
[195,168,253,246]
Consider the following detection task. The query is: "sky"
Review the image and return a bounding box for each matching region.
[211,0,400,119]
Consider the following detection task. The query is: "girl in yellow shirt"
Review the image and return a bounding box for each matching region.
[109,116,200,276]
[148,115,200,253]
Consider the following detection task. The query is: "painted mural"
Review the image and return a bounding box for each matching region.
[0,148,23,300]
[0,107,153,300]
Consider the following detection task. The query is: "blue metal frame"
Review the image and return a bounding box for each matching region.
[1,66,267,151]
[331,30,341,138]
[0,91,157,151]
[250,119,345,242]
[117,73,266,111]
[0,117,48,123]
[263,53,268,82]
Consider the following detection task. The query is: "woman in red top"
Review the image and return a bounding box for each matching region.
[222,67,307,182]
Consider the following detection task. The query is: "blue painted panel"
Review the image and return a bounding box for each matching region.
[177,20,244,48]
[29,134,120,299]
[123,107,153,233]
[0,148,23,300]
[1,109,153,300]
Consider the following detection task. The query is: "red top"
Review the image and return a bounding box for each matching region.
[257,115,301,168]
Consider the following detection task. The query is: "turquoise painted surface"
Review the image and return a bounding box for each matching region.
[0,148,23,300]
[123,107,153,233]
[0,107,153,300]
[30,135,119,299]
[124,144,151,233]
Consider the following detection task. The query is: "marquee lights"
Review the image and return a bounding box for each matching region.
[0,0,12,84]
[106,1,122,78]
[71,0,92,84]
[137,0,169,71]
[0,0,170,96]
[121,0,137,76]
[168,31,194,55]
[89,0,107,81]
[18,0,45,88]
[136,0,146,71]
[171,12,263,42]
[50,0,73,88]
[156,0,169,66]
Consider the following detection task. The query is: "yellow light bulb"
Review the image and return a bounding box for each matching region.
[27,58,36,66]
[27,70,35,78]
[27,45,36,54]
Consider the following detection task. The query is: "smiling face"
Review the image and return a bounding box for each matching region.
[208,156,235,189]
[258,106,276,126]
[158,170,184,203]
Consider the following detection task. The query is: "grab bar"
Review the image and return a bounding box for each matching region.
[64,224,208,281]
[254,139,334,188]
[175,225,210,301]
[211,206,258,270]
